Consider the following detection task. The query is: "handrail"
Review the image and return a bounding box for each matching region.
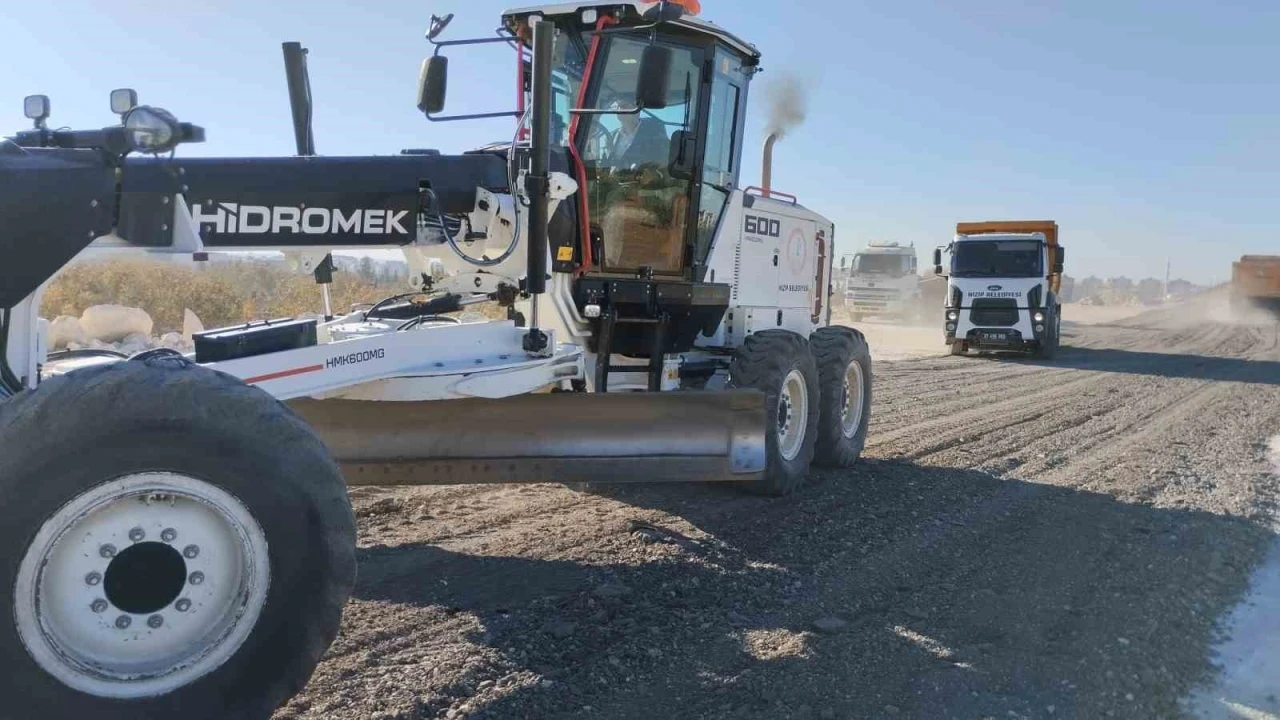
[744,186,798,205]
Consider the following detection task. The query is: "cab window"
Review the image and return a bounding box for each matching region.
[578,35,704,273]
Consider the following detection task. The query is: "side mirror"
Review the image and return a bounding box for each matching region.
[932,247,943,275]
[417,56,448,114]
[110,88,138,116]
[23,95,49,124]
[426,13,454,41]
[1053,246,1065,274]
[635,45,672,110]
[668,129,696,180]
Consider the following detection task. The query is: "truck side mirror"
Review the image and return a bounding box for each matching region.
[635,45,672,110]
[668,129,696,179]
[417,56,448,114]
[1053,246,1065,274]
[932,248,943,275]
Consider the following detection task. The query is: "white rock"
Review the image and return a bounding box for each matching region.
[159,332,190,351]
[80,305,154,343]
[182,309,204,342]
[118,332,153,356]
[48,316,86,349]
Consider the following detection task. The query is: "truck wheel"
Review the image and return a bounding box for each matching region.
[809,326,872,468]
[0,357,356,720]
[949,340,967,356]
[729,330,820,496]
[1034,305,1061,359]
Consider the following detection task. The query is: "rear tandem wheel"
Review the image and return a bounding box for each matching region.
[728,330,821,496]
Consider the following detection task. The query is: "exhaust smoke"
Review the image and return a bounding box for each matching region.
[760,72,810,196]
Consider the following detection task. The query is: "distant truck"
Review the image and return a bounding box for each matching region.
[1230,255,1280,315]
[933,221,1066,358]
[838,241,922,322]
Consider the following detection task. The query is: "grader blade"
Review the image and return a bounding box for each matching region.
[287,390,769,486]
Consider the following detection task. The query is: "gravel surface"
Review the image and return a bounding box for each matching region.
[274,294,1280,720]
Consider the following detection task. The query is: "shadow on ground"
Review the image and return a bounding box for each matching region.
[990,344,1280,386]
[349,459,1273,720]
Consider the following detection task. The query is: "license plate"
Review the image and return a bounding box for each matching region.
[980,331,1009,341]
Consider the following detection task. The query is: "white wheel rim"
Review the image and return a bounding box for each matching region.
[841,358,866,438]
[777,369,810,461]
[14,472,270,699]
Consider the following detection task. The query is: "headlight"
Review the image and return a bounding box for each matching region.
[946,323,956,332]
[123,106,181,154]
[947,310,958,321]
[1033,311,1045,323]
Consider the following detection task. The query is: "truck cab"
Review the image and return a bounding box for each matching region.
[934,221,1065,358]
[841,241,920,321]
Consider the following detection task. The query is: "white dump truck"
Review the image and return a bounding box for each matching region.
[933,220,1065,358]
[839,241,921,322]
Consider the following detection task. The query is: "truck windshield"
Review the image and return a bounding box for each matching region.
[854,254,910,277]
[952,240,1042,278]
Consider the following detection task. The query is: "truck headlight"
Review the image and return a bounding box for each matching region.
[123,106,182,154]
[946,323,956,332]
[1033,311,1045,323]
[947,310,958,322]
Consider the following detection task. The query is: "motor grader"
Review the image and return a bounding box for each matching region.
[0,2,871,716]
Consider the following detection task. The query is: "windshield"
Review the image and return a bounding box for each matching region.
[854,253,911,277]
[952,240,1043,278]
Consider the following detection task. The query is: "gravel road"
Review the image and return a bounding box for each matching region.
[274,294,1280,720]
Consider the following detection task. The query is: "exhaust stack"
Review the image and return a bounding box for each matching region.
[761,132,779,197]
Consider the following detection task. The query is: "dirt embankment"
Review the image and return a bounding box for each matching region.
[275,293,1280,720]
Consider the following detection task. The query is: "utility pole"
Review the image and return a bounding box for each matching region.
[1163,258,1171,303]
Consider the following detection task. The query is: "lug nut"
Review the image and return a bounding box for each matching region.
[175,598,192,612]
[183,545,200,559]
[99,544,116,559]
[85,572,102,586]
[147,615,164,629]
[115,615,132,629]
[128,527,146,542]
[188,571,204,586]
[161,528,177,543]
[91,599,108,613]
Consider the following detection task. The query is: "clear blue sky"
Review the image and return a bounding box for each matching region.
[4,0,1276,284]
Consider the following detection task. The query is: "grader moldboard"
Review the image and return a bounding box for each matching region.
[0,2,871,716]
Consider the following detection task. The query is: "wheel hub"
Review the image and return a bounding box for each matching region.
[840,359,865,438]
[14,473,270,699]
[777,369,810,461]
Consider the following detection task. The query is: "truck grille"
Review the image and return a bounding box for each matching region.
[969,298,1018,327]
[848,288,900,309]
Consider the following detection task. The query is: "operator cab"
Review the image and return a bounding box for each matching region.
[501,1,761,281]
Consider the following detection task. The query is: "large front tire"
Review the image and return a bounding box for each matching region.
[728,331,820,496]
[810,326,872,468]
[0,358,356,720]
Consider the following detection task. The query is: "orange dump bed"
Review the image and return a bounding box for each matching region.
[1232,255,1280,299]
[955,220,1058,247]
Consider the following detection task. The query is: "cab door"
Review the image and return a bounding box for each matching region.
[576,35,707,276]
[690,45,749,281]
